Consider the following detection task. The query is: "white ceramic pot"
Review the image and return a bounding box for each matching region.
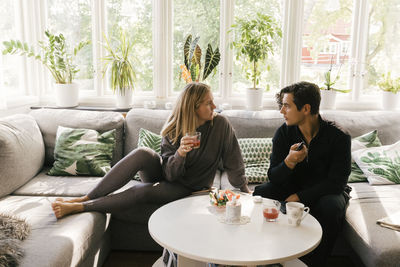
[320,90,336,110]
[115,88,133,108]
[54,83,79,107]
[246,88,263,111]
[382,91,400,110]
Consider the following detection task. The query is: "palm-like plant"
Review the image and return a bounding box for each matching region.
[230,13,282,89]
[2,30,90,84]
[180,34,220,83]
[102,30,136,94]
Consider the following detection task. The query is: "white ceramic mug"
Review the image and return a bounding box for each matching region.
[286,202,310,226]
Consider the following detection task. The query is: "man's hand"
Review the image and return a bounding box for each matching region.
[285,193,300,202]
[284,142,308,169]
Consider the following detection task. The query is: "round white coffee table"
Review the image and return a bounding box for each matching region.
[149,194,322,266]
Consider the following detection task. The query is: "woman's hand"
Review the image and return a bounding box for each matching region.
[177,135,195,157]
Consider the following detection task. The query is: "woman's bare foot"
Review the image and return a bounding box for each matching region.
[51,202,84,219]
[55,196,90,203]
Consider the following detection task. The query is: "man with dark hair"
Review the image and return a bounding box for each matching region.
[253,81,351,266]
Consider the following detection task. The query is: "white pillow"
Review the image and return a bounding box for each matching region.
[352,140,400,185]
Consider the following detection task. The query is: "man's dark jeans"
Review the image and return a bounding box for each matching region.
[253,182,350,267]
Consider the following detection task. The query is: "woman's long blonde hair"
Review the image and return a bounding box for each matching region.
[161,82,211,144]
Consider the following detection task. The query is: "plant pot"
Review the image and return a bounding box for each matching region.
[382,91,400,110]
[116,88,133,108]
[320,90,336,110]
[246,88,263,111]
[54,83,79,107]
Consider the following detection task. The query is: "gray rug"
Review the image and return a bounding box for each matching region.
[0,213,31,267]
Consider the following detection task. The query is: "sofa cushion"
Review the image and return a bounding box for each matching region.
[0,114,44,198]
[29,109,124,166]
[124,109,170,156]
[12,168,103,197]
[349,130,382,183]
[137,128,162,154]
[238,138,272,183]
[0,195,110,267]
[352,140,400,185]
[48,126,116,176]
[344,182,400,267]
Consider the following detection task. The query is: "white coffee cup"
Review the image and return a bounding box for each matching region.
[286,202,310,227]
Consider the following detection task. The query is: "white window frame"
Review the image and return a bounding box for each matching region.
[1,0,386,111]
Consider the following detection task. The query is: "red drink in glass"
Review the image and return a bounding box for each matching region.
[263,208,279,221]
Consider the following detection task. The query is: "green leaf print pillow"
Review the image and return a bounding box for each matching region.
[349,130,382,183]
[48,126,116,176]
[137,128,162,154]
[352,140,400,185]
[238,138,272,183]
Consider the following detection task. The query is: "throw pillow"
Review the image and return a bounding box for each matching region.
[238,138,272,183]
[352,140,400,185]
[137,128,162,154]
[48,126,116,176]
[349,130,382,183]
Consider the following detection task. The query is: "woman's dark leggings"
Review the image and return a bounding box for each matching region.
[82,147,192,213]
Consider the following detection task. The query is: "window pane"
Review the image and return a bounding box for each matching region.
[173,0,220,93]
[364,1,400,94]
[107,0,153,93]
[47,0,93,91]
[233,0,283,95]
[0,0,20,96]
[300,0,353,92]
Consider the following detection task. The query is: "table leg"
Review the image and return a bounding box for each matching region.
[177,255,207,267]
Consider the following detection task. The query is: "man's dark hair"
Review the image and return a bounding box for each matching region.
[276,81,321,115]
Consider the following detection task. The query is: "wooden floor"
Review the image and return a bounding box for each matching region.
[102,250,357,267]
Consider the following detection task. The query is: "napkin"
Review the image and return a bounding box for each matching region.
[377,211,400,231]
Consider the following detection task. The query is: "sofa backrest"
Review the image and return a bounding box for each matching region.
[124,109,400,155]
[30,109,125,166]
[0,114,45,198]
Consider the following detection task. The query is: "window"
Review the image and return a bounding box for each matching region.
[107,0,153,93]
[2,0,400,110]
[300,0,352,92]
[0,0,20,98]
[47,0,93,91]
[363,0,400,94]
[173,0,220,93]
[232,0,283,95]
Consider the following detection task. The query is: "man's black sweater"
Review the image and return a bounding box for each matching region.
[267,116,351,205]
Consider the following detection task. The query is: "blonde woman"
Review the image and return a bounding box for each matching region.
[52,82,250,219]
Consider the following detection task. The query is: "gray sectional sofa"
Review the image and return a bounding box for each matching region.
[0,108,399,267]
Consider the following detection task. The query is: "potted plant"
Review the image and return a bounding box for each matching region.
[378,72,400,110]
[179,34,220,83]
[230,13,282,110]
[2,30,90,107]
[319,57,350,109]
[101,30,136,108]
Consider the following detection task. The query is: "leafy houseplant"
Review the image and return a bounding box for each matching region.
[2,30,90,84]
[320,56,350,93]
[180,34,220,83]
[101,30,136,108]
[377,72,400,94]
[230,13,282,90]
[378,72,400,110]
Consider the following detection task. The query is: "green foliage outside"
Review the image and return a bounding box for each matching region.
[101,30,136,94]
[230,13,282,90]
[2,30,90,84]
